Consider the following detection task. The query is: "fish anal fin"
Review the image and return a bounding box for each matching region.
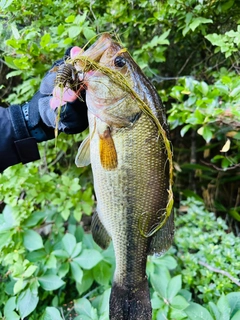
[75,134,91,167]
[148,211,174,256]
[99,128,118,170]
[91,212,111,249]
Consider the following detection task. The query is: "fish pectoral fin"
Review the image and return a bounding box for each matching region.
[91,211,111,249]
[75,134,91,167]
[99,128,118,170]
[148,210,174,256]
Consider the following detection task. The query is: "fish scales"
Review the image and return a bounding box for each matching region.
[74,33,174,320]
[90,112,168,285]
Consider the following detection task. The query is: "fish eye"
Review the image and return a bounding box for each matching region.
[114,56,126,68]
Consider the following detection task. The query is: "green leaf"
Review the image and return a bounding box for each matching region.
[65,15,75,23]
[38,275,65,291]
[230,86,240,97]
[68,26,82,38]
[23,265,38,278]
[16,288,39,319]
[71,242,82,258]
[150,266,171,298]
[74,297,92,316]
[189,17,213,31]
[217,294,231,318]
[6,70,22,79]
[83,28,97,40]
[152,255,177,270]
[185,302,213,320]
[23,230,43,251]
[198,126,213,143]
[5,311,20,320]
[62,233,76,256]
[4,297,16,316]
[180,124,192,137]
[97,288,111,315]
[208,302,220,320]
[93,261,112,286]
[76,270,94,295]
[232,310,240,320]
[14,278,27,294]
[70,261,83,284]
[40,33,51,48]
[171,295,189,310]
[0,0,14,9]
[226,292,240,317]
[167,275,182,302]
[42,307,63,320]
[74,249,103,269]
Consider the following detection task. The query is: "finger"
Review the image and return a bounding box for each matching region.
[40,72,57,95]
[70,46,83,58]
[50,96,66,110]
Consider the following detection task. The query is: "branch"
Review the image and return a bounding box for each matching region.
[201,160,240,172]
[199,260,240,286]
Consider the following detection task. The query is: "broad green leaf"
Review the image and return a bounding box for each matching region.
[171,295,189,310]
[167,275,182,302]
[5,311,20,320]
[16,288,39,319]
[62,233,76,256]
[6,70,22,79]
[23,265,37,278]
[74,297,92,316]
[42,307,63,320]
[180,124,192,137]
[70,261,83,284]
[40,33,51,48]
[185,302,213,320]
[0,232,12,249]
[170,308,188,320]
[230,86,240,97]
[226,292,240,317]
[0,0,14,9]
[23,230,43,251]
[93,261,112,286]
[97,288,111,316]
[232,310,240,320]
[38,275,65,291]
[150,266,171,298]
[76,270,94,295]
[14,278,27,295]
[71,242,82,258]
[65,15,75,23]
[58,262,70,278]
[189,17,213,31]
[74,249,103,269]
[208,302,220,320]
[4,297,16,315]
[151,292,164,309]
[83,28,97,40]
[68,26,82,38]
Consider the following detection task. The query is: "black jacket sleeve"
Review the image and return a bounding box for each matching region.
[0,105,40,173]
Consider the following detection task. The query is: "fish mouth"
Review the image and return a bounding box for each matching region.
[82,33,114,62]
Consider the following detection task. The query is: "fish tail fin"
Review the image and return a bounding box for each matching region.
[109,279,152,320]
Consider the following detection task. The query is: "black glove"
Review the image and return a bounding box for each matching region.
[20,50,88,142]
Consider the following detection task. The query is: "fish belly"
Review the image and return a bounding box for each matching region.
[90,112,169,286]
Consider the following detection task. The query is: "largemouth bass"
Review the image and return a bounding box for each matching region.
[74,34,174,320]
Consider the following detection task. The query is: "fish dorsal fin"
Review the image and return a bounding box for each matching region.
[148,210,174,256]
[91,211,111,249]
[97,120,118,170]
[75,134,91,167]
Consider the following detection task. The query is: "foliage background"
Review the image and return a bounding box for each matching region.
[0,0,240,319]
